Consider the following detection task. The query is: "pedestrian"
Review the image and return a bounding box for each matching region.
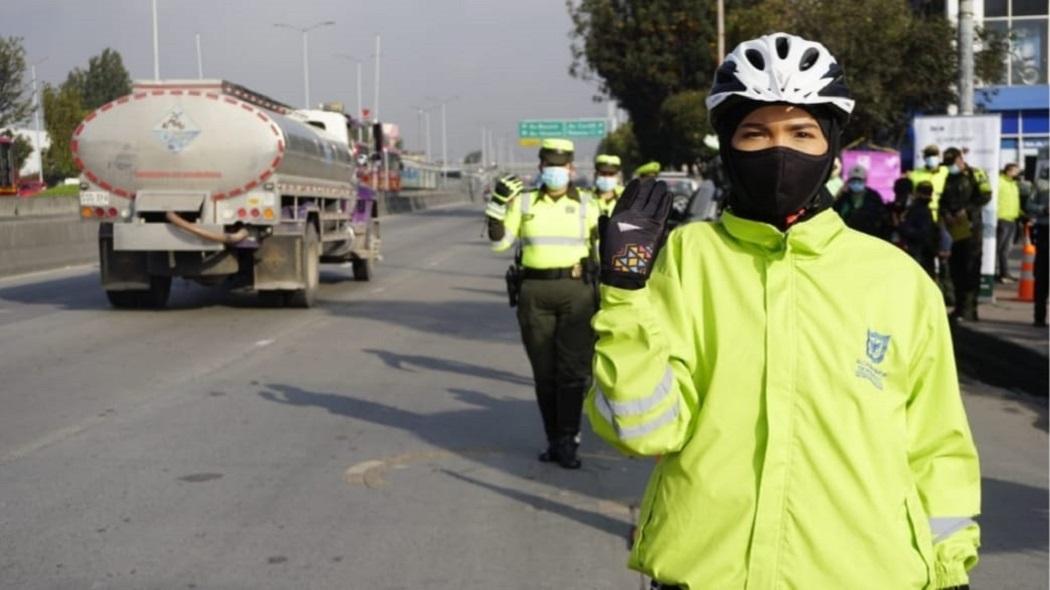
[486,138,599,469]
[996,163,1022,282]
[586,33,979,589]
[940,147,992,321]
[594,153,624,217]
[1026,173,1049,326]
[833,164,892,239]
[899,180,940,276]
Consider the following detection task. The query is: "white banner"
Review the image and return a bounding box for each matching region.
[912,115,1002,276]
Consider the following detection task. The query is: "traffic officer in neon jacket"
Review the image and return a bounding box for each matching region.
[487,138,600,469]
[585,33,980,589]
[595,153,625,217]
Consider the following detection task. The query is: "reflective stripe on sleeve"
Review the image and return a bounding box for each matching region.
[929,517,977,543]
[522,236,587,247]
[485,202,506,218]
[594,367,679,439]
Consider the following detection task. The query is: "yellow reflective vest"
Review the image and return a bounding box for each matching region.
[998,175,1021,221]
[908,166,949,221]
[493,186,600,269]
[586,210,980,589]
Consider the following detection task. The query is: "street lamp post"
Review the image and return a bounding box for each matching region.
[274,20,336,109]
[335,53,364,139]
[151,0,160,80]
[195,33,203,79]
[373,35,381,122]
[30,57,47,183]
[426,95,459,185]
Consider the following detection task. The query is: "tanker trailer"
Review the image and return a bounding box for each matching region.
[73,80,380,309]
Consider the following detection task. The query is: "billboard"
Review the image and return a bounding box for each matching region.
[841,150,901,204]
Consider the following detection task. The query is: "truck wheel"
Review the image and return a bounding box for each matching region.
[285,224,320,308]
[352,256,373,281]
[105,276,171,309]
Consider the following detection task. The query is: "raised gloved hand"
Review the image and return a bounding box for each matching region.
[485,174,524,221]
[599,178,672,290]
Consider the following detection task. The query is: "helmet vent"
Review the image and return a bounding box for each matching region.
[745,49,765,70]
[775,36,790,59]
[799,48,819,71]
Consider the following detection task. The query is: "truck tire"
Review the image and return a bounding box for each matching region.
[105,276,172,309]
[285,224,320,308]
[352,256,373,281]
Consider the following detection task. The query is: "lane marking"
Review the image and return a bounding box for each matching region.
[254,339,275,348]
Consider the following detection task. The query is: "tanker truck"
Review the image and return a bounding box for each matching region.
[74,80,380,309]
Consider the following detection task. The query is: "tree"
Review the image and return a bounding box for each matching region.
[64,48,131,111]
[1,129,33,173]
[41,83,85,183]
[658,90,709,171]
[727,0,1007,145]
[597,122,643,177]
[568,0,721,164]
[0,37,32,128]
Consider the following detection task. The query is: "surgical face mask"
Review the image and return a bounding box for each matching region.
[724,146,833,220]
[541,166,570,190]
[595,176,618,193]
[948,164,961,175]
[847,179,866,193]
[925,156,940,169]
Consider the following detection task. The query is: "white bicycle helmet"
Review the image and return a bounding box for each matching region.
[707,33,854,124]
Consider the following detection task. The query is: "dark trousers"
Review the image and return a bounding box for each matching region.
[517,277,595,443]
[1034,225,1049,324]
[996,219,1018,279]
[950,235,983,320]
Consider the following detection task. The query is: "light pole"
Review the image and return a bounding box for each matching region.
[195,33,203,79]
[151,0,160,80]
[274,20,336,109]
[29,57,47,183]
[335,53,364,138]
[426,95,459,184]
[372,35,381,122]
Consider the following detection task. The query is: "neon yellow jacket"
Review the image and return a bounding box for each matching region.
[597,185,625,217]
[997,174,1021,221]
[586,210,980,589]
[492,186,599,269]
[908,166,949,220]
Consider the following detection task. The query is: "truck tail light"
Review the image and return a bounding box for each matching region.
[237,208,247,219]
[250,208,260,218]
[263,208,275,220]
[107,207,119,218]
[81,207,95,218]
[94,207,105,217]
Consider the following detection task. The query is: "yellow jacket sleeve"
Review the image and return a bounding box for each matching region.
[907,285,981,588]
[585,233,700,455]
[492,194,522,253]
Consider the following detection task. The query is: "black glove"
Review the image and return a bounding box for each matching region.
[486,174,524,221]
[599,178,672,290]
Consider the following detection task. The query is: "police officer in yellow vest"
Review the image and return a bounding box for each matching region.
[909,144,950,220]
[486,138,600,469]
[594,154,625,217]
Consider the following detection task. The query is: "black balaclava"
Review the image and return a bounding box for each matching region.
[715,99,842,229]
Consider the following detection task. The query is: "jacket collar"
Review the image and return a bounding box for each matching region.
[720,208,845,256]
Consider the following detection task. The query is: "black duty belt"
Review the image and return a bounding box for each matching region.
[522,265,582,280]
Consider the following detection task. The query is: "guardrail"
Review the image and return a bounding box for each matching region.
[0,184,477,277]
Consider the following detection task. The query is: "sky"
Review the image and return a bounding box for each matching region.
[7,0,610,164]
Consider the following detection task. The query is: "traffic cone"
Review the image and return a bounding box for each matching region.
[1018,226,1036,302]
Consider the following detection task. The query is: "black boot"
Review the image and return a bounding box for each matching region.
[555,437,581,470]
[538,443,558,463]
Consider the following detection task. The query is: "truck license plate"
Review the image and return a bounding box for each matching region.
[81,191,110,206]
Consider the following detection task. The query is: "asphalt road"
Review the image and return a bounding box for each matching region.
[0,202,1045,589]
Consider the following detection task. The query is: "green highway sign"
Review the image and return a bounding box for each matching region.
[518,118,608,139]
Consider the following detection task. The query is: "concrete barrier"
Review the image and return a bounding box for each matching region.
[0,196,81,219]
[0,188,473,278]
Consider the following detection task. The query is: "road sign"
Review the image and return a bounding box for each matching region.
[518,118,607,139]
[518,138,541,148]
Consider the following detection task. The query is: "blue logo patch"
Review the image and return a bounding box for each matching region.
[866,330,891,364]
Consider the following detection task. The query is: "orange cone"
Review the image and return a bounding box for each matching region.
[1018,226,1036,302]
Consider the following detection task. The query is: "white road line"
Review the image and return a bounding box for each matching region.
[254,339,275,347]
[0,262,97,285]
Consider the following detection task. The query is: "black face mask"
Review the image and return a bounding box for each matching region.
[723,146,833,223]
